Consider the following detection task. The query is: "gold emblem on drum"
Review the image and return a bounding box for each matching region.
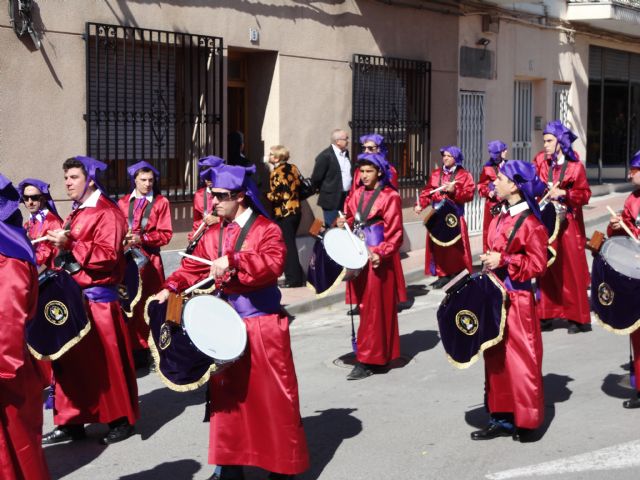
[455,310,479,336]
[445,213,458,228]
[44,300,69,326]
[597,282,614,306]
[159,322,172,350]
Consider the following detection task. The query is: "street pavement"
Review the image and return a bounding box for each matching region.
[42,192,640,480]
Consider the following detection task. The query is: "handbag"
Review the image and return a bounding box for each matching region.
[298,174,315,200]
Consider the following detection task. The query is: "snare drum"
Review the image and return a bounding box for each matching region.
[119,247,148,317]
[146,294,247,391]
[591,236,640,334]
[306,237,344,296]
[27,270,91,361]
[322,227,369,280]
[540,201,567,243]
[425,199,462,247]
[436,272,508,368]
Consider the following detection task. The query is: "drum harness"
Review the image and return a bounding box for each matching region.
[127,195,158,258]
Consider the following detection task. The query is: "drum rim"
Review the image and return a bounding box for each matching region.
[182,294,247,361]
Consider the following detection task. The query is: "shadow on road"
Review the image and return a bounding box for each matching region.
[398,284,431,312]
[601,372,635,400]
[463,373,574,442]
[44,431,105,479]
[136,386,206,440]
[118,459,202,479]
[299,407,362,480]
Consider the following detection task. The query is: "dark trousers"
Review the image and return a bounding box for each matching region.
[322,191,348,228]
[276,212,304,285]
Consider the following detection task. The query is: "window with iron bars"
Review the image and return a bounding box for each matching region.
[351,53,431,202]
[84,23,224,200]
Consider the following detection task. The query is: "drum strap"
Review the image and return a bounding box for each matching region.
[356,185,383,224]
[505,210,531,251]
[438,167,457,187]
[218,211,260,256]
[127,195,156,232]
[548,158,569,186]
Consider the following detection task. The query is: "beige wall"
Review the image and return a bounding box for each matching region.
[1,0,459,227]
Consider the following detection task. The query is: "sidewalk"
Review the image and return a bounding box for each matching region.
[279,187,631,315]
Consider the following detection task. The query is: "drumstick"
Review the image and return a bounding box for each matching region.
[31,229,70,244]
[428,181,456,196]
[185,275,215,294]
[179,252,215,266]
[190,221,207,241]
[606,206,640,243]
[539,182,559,205]
[338,211,368,258]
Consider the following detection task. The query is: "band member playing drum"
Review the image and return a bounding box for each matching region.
[415,146,474,289]
[188,155,224,242]
[337,152,403,380]
[533,121,592,333]
[43,156,138,445]
[478,141,508,252]
[0,174,51,480]
[117,161,173,367]
[18,178,63,269]
[607,150,640,409]
[475,160,549,440]
[155,162,309,480]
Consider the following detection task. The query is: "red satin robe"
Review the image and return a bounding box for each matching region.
[0,255,50,480]
[53,194,139,426]
[418,167,474,276]
[24,211,63,269]
[608,189,640,392]
[533,152,591,324]
[477,164,501,252]
[188,187,212,241]
[118,193,173,349]
[484,208,548,429]
[164,213,309,475]
[343,185,403,365]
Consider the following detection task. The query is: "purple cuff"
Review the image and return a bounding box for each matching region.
[83,285,119,303]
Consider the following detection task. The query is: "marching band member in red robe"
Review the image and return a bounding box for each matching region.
[188,156,224,242]
[18,178,63,270]
[415,146,474,289]
[533,121,592,333]
[607,150,640,409]
[338,153,403,380]
[474,160,548,440]
[118,161,173,360]
[156,163,309,480]
[0,174,51,480]
[44,156,138,446]
[347,134,406,308]
[478,141,508,252]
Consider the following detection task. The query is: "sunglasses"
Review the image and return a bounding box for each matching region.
[208,190,238,201]
[363,146,378,152]
[22,194,43,202]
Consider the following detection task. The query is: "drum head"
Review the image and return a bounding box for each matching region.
[601,236,640,280]
[182,295,247,361]
[323,228,368,270]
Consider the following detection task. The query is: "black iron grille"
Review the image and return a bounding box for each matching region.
[85,22,224,200]
[351,54,431,199]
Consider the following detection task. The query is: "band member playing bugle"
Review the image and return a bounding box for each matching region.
[475,160,548,441]
[155,162,309,480]
[415,146,474,289]
[607,150,640,409]
[117,161,172,367]
[533,120,592,333]
[0,174,51,480]
[43,156,138,446]
[337,152,403,380]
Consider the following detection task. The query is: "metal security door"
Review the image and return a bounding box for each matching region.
[458,91,484,234]
[513,81,532,161]
[553,83,570,125]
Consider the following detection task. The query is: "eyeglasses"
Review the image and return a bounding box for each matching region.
[337,137,349,142]
[363,146,378,152]
[22,194,42,202]
[208,190,238,201]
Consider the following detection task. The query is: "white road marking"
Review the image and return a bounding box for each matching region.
[486,440,640,479]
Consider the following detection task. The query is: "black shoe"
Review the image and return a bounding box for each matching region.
[470,422,514,440]
[42,425,86,445]
[133,349,152,370]
[623,397,640,409]
[511,427,534,442]
[540,319,553,332]
[218,465,245,480]
[347,306,360,316]
[430,276,451,289]
[279,281,303,289]
[567,321,591,334]
[268,473,294,480]
[346,363,374,381]
[100,422,135,445]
